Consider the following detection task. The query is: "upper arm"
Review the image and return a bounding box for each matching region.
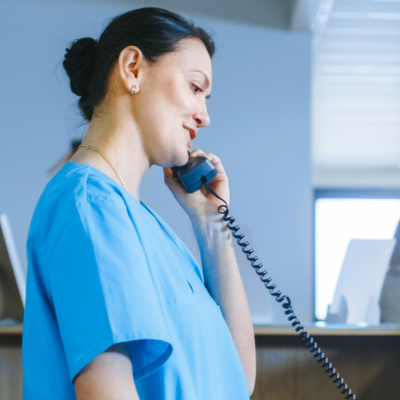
[74,342,140,400]
[46,193,173,383]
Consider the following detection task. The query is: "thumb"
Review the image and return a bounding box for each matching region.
[163,167,186,195]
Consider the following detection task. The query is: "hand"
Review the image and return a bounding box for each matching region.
[163,149,230,222]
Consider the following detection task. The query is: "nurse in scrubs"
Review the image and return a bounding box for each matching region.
[22,7,256,400]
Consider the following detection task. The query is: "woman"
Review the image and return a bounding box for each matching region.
[22,7,256,399]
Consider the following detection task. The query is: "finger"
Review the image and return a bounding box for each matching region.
[190,149,217,166]
[163,167,185,192]
[200,152,227,176]
[164,167,180,186]
[163,166,174,181]
[190,150,227,177]
[187,150,228,186]
[190,149,208,158]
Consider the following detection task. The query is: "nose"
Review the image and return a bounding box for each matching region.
[193,103,210,128]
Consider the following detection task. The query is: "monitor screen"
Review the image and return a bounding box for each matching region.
[0,213,25,321]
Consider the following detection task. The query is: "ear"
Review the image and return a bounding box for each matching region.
[118,46,145,95]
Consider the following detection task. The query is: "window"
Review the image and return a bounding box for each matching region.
[314,189,400,321]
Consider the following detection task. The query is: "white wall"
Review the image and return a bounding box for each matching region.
[0,0,312,324]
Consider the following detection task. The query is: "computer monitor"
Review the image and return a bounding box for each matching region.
[0,213,25,321]
[326,238,395,325]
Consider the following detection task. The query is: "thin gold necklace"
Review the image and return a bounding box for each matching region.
[78,144,130,194]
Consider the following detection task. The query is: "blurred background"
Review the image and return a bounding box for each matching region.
[2,0,400,325]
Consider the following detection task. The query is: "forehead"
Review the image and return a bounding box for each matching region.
[161,38,212,84]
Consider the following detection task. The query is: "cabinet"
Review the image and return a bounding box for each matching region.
[0,325,22,400]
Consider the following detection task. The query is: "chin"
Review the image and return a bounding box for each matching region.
[173,149,190,167]
[160,149,188,169]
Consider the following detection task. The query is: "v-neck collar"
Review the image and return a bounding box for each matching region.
[140,202,204,283]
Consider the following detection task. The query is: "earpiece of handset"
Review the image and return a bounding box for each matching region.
[171,152,218,193]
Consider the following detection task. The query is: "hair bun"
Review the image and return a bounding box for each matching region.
[63,37,97,97]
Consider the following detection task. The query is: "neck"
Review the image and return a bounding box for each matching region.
[70,110,150,202]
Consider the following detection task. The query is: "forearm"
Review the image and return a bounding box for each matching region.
[191,213,256,395]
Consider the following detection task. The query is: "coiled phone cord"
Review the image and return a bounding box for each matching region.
[201,178,357,400]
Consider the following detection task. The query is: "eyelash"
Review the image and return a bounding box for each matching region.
[192,83,203,94]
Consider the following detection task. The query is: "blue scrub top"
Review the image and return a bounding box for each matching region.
[22,162,250,400]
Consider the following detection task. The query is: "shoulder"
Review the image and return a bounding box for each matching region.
[32,163,131,242]
[44,163,126,208]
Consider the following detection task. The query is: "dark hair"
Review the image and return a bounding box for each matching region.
[63,7,216,122]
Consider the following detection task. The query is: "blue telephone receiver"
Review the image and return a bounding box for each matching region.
[171,151,218,193]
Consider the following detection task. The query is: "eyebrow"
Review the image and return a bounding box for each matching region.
[193,70,211,100]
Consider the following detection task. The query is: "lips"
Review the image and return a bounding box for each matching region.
[183,125,197,141]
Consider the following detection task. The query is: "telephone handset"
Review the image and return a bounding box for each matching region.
[172,152,358,400]
[171,152,217,193]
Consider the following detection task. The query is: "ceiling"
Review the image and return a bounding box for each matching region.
[74,0,293,30]
[311,0,400,171]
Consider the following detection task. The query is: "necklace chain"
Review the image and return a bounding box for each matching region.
[78,144,130,193]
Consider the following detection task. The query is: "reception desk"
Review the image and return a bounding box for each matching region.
[251,323,400,400]
[1,323,400,400]
[0,324,23,400]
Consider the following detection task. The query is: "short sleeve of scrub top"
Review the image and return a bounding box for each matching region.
[22,163,250,400]
[41,169,173,382]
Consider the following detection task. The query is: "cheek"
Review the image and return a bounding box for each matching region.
[163,80,196,114]
[136,80,194,142]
